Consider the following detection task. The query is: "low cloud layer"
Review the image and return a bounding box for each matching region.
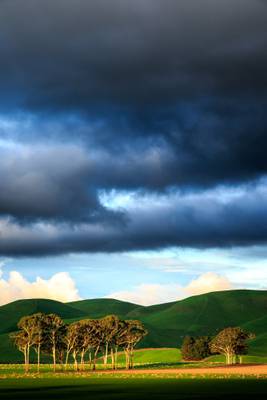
[0,179,267,256]
[107,272,233,305]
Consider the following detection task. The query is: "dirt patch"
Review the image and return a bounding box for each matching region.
[100,364,267,376]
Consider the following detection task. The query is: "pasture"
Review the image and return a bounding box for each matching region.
[1,348,267,399]
[1,372,267,400]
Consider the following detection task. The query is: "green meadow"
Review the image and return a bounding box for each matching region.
[1,375,267,400]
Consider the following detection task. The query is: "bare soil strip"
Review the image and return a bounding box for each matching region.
[100,365,267,376]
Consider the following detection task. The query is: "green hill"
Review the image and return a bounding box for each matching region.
[0,298,86,334]
[131,289,267,347]
[69,298,140,318]
[1,289,267,363]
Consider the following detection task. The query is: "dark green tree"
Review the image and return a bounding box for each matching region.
[181,336,211,361]
[181,336,195,361]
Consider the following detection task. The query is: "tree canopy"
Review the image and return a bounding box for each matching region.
[210,327,254,365]
[11,312,147,372]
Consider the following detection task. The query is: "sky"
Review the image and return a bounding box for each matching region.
[0,0,267,306]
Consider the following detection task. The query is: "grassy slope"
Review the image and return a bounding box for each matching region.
[1,289,267,362]
[69,298,141,318]
[0,333,19,363]
[69,290,267,350]
[130,290,267,348]
[0,299,86,335]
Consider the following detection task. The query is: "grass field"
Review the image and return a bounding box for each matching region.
[1,347,267,369]
[103,348,182,366]
[1,347,267,400]
[1,375,267,400]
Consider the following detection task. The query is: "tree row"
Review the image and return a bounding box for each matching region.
[11,313,147,372]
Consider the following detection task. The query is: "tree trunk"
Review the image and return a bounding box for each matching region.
[226,352,233,365]
[88,351,92,369]
[93,346,100,371]
[37,344,40,373]
[130,347,134,369]
[23,347,27,373]
[111,348,115,370]
[52,344,56,372]
[115,346,118,370]
[73,351,78,371]
[124,349,130,369]
[65,350,70,370]
[80,349,85,371]
[26,343,30,372]
[104,342,109,366]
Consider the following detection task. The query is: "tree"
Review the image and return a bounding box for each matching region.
[31,313,47,373]
[99,315,120,367]
[11,311,147,372]
[89,319,103,371]
[77,320,95,370]
[10,331,28,371]
[210,327,253,365]
[65,320,94,371]
[65,322,80,370]
[181,336,195,360]
[192,336,211,360]
[16,313,46,372]
[181,336,211,361]
[43,314,66,372]
[111,318,127,370]
[117,320,147,369]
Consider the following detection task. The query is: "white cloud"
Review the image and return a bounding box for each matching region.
[107,272,233,306]
[107,283,183,306]
[0,270,81,306]
[184,272,232,296]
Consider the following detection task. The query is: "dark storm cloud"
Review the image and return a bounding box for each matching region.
[0,182,267,256]
[0,142,124,223]
[2,96,267,194]
[1,0,267,109]
[0,0,267,255]
[88,97,267,189]
[0,0,267,188]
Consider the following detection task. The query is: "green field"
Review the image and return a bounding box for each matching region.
[1,375,267,400]
[1,347,267,399]
[104,348,182,366]
[1,347,267,374]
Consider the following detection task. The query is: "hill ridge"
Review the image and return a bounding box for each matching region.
[0,289,267,362]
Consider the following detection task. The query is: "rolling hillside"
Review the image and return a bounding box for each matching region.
[0,298,86,334]
[1,289,267,362]
[69,298,140,318]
